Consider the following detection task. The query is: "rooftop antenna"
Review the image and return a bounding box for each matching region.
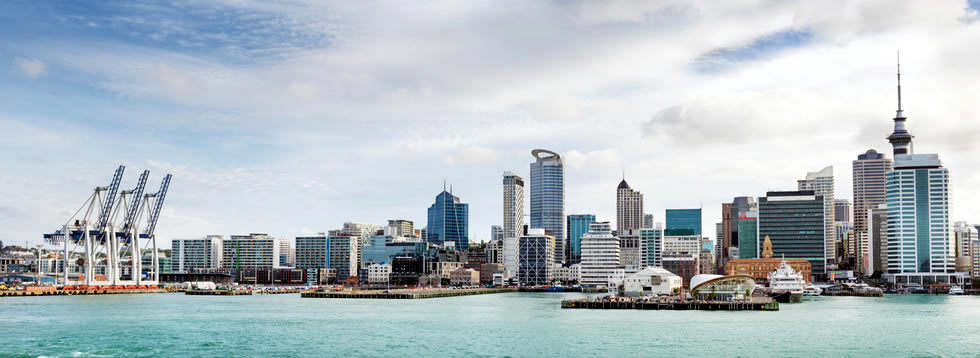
[896,51,903,117]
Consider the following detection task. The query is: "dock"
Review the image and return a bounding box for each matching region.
[185,288,311,296]
[561,297,779,311]
[302,287,517,299]
[0,288,168,297]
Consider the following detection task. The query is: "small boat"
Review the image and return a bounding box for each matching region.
[949,286,965,295]
[803,284,822,296]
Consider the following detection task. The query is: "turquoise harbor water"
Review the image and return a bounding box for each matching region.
[2,293,980,357]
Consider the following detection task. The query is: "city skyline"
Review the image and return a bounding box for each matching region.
[3,2,980,247]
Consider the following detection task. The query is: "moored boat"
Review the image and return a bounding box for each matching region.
[768,259,804,303]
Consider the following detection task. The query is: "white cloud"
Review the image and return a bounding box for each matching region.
[15,57,46,77]
[4,0,980,245]
[444,145,499,166]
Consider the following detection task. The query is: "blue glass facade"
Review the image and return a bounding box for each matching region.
[427,190,469,251]
[665,209,702,236]
[530,151,564,241]
[566,214,595,264]
[530,150,565,264]
[362,236,427,266]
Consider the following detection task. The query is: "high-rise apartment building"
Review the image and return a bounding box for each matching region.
[758,191,826,279]
[343,222,384,267]
[616,178,643,233]
[278,238,294,267]
[222,233,284,270]
[566,214,596,265]
[797,166,835,271]
[503,172,525,240]
[517,229,555,285]
[426,188,469,251]
[327,235,359,280]
[579,221,620,288]
[530,149,565,265]
[639,224,663,268]
[171,235,223,272]
[665,209,701,236]
[387,220,415,237]
[853,149,892,233]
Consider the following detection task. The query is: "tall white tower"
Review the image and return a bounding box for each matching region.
[502,172,525,239]
[616,178,644,233]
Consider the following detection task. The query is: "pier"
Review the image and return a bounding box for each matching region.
[302,287,517,299]
[561,297,779,311]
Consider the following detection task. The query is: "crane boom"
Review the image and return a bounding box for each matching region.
[145,174,171,237]
[123,170,150,231]
[96,165,125,232]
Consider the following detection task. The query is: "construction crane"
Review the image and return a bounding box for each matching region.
[43,165,173,288]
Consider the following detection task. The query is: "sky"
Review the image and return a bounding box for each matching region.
[2,0,979,249]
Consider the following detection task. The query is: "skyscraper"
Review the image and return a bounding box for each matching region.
[834,199,852,222]
[640,224,663,268]
[643,214,654,229]
[758,191,826,279]
[566,214,596,265]
[882,61,964,286]
[665,209,701,236]
[427,188,469,251]
[720,203,732,271]
[737,212,758,259]
[853,149,892,232]
[797,166,835,271]
[530,149,565,264]
[517,229,555,285]
[502,172,525,239]
[616,178,643,233]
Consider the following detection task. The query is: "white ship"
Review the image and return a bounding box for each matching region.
[802,284,822,297]
[949,286,965,295]
[768,259,804,303]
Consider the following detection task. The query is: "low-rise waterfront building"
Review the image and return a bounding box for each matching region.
[662,253,699,289]
[689,274,756,301]
[725,235,813,283]
[616,266,681,297]
[391,256,424,285]
[367,263,391,284]
[480,263,505,284]
[450,268,480,286]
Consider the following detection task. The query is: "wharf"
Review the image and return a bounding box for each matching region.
[0,288,167,297]
[185,289,252,296]
[821,290,884,297]
[302,287,517,299]
[561,297,779,311]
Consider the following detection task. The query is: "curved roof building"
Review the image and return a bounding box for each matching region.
[690,274,756,300]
